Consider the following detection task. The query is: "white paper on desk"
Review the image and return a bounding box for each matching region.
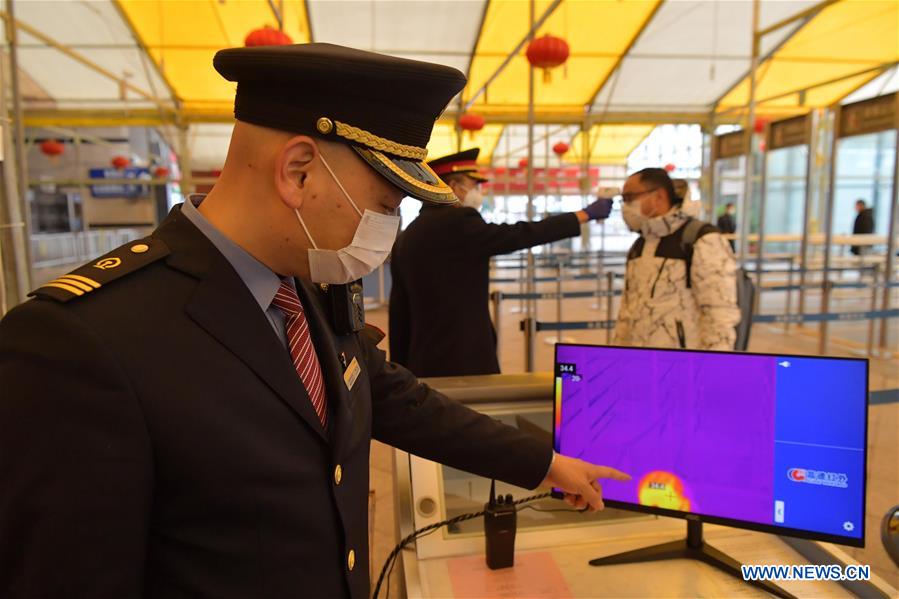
[447,552,571,598]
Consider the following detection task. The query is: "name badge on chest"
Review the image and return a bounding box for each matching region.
[343,357,361,391]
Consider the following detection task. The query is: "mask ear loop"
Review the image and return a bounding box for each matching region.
[294,209,319,250]
[319,152,363,218]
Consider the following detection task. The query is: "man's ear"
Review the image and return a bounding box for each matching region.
[275,135,318,209]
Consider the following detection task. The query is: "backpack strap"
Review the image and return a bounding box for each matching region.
[679,218,719,288]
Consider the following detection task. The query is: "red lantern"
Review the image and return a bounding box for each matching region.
[40,139,65,157]
[111,155,130,170]
[458,113,485,133]
[526,34,570,83]
[245,25,293,47]
[552,142,569,157]
[518,158,529,169]
[664,163,676,173]
[153,166,170,178]
[753,117,769,134]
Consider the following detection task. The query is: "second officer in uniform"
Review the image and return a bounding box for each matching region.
[389,148,613,377]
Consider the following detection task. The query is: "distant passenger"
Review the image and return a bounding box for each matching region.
[851,199,875,256]
[717,202,737,252]
[613,168,740,350]
[389,148,613,377]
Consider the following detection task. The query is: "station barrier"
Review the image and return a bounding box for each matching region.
[512,308,899,372]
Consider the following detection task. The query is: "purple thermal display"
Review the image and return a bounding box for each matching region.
[554,344,868,545]
[555,345,776,526]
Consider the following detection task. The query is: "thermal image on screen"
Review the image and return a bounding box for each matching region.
[553,345,867,542]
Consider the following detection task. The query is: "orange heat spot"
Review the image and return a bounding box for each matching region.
[638,470,691,511]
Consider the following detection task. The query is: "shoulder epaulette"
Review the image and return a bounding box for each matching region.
[29,237,170,303]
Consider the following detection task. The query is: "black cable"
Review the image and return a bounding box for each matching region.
[519,504,590,514]
[371,491,552,599]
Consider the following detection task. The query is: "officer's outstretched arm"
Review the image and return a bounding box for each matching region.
[0,300,152,598]
[361,334,552,490]
[461,210,582,258]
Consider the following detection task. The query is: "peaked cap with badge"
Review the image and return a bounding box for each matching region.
[214,42,464,204]
[427,147,489,183]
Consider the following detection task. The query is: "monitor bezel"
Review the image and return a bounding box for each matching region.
[551,342,869,549]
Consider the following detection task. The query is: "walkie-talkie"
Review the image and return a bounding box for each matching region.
[484,480,517,569]
[328,280,366,335]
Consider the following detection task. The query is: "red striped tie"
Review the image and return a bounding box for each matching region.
[272,280,328,429]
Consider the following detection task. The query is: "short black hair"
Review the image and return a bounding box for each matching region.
[632,167,680,205]
[856,199,867,207]
[726,202,735,209]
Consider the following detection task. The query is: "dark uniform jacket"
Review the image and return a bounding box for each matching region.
[0,206,552,599]
[716,213,736,235]
[851,208,874,255]
[389,205,581,377]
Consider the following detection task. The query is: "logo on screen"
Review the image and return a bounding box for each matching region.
[787,468,848,488]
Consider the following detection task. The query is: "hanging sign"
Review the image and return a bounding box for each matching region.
[768,114,810,150]
[839,92,897,138]
[716,130,747,159]
[88,166,151,199]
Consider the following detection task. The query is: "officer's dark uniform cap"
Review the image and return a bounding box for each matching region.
[214,43,465,204]
[428,148,489,183]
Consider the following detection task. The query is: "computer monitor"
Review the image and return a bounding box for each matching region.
[552,344,868,597]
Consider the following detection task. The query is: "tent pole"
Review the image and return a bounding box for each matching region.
[1,0,31,308]
[739,0,760,266]
[879,94,899,353]
[178,125,193,197]
[798,109,820,325]
[525,0,536,334]
[819,106,839,354]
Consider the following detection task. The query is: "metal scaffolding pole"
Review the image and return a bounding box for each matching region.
[178,125,193,196]
[798,109,820,322]
[525,0,536,372]
[701,112,716,222]
[879,95,899,352]
[755,124,768,312]
[819,107,840,354]
[739,0,760,266]
[0,0,32,309]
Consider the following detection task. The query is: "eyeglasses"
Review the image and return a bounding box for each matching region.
[620,188,659,204]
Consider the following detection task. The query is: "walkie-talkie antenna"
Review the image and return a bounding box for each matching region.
[489,479,497,507]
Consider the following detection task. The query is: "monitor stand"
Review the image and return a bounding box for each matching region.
[588,519,796,599]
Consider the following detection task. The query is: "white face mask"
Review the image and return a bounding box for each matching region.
[461,187,484,210]
[621,199,647,232]
[294,154,401,284]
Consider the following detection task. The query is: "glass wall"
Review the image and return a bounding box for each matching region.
[714,155,746,221]
[764,145,808,254]
[833,129,897,240]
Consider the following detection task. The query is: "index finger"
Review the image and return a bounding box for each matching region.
[589,465,631,481]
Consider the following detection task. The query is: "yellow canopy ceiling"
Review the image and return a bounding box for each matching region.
[718,0,898,115]
[464,0,660,116]
[425,124,504,164]
[117,0,310,112]
[565,125,655,165]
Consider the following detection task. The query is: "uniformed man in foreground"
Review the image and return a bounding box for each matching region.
[389,148,613,377]
[0,44,628,598]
